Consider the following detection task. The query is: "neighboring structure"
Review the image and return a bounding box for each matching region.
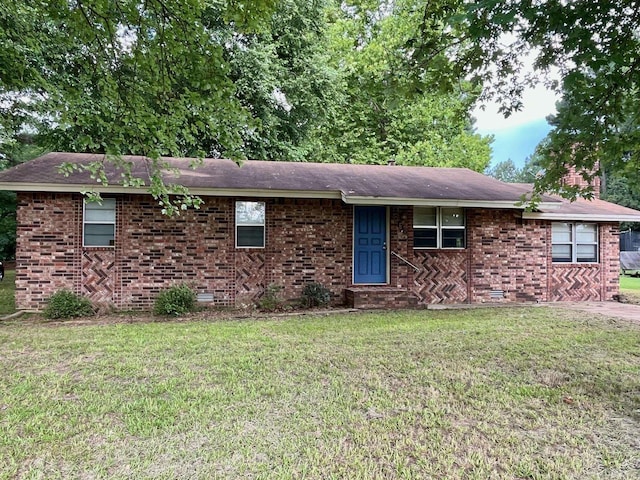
[620,230,640,252]
[620,251,640,274]
[1,152,640,311]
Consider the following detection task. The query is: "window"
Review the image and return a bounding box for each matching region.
[552,223,598,263]
[84,198,116,247]
[413,207,465,249]
[236,201,265,248]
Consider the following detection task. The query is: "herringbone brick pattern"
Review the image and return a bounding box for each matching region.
[235,251,265,305]
[412,251,467,304]
[82,250,116,305]
[550,266,602,301]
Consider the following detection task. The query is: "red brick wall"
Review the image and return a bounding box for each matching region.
[117,195,236,309]
[466,209,549,303]
[411,251,468,304]
[265,199,351,302]
[16,193,82,309]
[563,164,601,199]
[15,194,621,310]
[405,208,618,304]
[118,196,351,309]
[601,223,620,300]
[16,194,352,310]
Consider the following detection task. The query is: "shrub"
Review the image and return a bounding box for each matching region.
[154,284,197,316]
[43,290,95,319]
[257,283,286,312]
[300,282,332,308]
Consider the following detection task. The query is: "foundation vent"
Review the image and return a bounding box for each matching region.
[197,293,215,303]
[490,290,505,300]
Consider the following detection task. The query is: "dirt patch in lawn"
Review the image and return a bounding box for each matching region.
[6,306,360,327]
[6,301,640,328]
[554,301,640,324]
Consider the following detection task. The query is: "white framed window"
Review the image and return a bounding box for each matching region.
[552,223,598,263]
[413,207,465,249]
[83,198,116,247]
[236,201,265,248]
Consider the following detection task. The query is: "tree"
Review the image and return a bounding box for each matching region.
[486,159,519,183]
[1,0,493,216]
[304,0,491,170]
[220,0,341,162]
[0,0,277,214]
[0,190,16,260]
[440,0,640,199]
[486,154,542,184]
[601,170,640,232]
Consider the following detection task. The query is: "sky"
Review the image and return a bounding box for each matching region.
[473,83,560,169]
[469,30,562,170]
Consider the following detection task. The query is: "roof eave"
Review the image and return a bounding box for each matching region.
[1,183,565,209]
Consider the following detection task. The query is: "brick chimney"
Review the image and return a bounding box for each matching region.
[562,163,601,199]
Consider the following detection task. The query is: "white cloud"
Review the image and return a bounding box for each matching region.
[474,84,560,133]
[472,32,562,133]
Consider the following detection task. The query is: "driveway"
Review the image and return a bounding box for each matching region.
[554,301,640,323]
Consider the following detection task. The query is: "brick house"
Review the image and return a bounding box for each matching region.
[1,152,639,311]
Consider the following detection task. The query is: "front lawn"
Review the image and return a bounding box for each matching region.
[1,308,639,479]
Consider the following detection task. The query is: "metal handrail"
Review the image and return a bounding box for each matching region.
[390,251,420,272]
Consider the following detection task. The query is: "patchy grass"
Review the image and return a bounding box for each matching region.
[0,269,16,315]
[1,307,639,479]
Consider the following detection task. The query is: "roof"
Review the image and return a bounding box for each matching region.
[620,252,640,271]
[510,183,640,222]
[0,152,639,221]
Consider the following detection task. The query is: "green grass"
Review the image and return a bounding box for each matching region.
[0,269,15,315]
[620,275,640,292]
[1,308,639,479]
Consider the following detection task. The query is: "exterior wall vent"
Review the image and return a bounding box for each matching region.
[197,293,214,303]
[490,290,505,300]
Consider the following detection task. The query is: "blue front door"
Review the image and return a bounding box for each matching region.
[354,206,387,284]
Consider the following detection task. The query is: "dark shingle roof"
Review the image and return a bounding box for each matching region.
[511,183,640,221]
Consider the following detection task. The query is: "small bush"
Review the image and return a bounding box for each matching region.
[300,282,332,308]
[43,290,95,319]
[154,284,197,316]
[257,283,286,312]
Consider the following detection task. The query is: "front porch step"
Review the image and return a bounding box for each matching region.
[345,287,418,309]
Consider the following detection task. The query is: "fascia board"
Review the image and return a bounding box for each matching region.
[0,182,343,199]
[523,212,640,222]
[175,188,342,199]
[342,193,561,210]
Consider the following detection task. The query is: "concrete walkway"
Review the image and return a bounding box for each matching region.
[554,301,640,323]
